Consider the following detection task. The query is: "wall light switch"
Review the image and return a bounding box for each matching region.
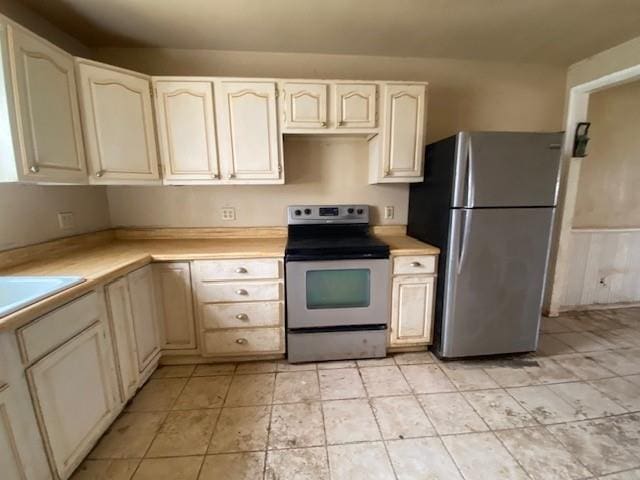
[384,206,394,219]
[57,212,75,230]
[221,207,236,221]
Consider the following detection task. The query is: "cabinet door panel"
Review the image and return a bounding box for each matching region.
[335,83,376,128]
[77,61,159,183]
[128,266,161,372]
[8,26,86,182]
[105,277,140,401]
[28,323,117,479]
[154,263,196,350]
[155,81,219,181]
[390,275,434,345]
[217,81,281,181]
[382,84,425,179]
[283,82,327,129]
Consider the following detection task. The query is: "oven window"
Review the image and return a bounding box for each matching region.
[306,269,371,309]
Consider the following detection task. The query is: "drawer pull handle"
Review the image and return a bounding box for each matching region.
[235,313,249,320]
[410,262,422,267]
[235,267,248,274]
[235,289,248,295]
[29,165,40,173]
[235,338,248,345]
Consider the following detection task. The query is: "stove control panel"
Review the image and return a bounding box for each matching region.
[288,205,370,224]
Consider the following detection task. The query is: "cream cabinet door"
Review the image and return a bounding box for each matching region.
[335,83,377,129]
[76,59,160,184]
[0,383,52,480]
[27,322,118,479]
[105,277,140,402]
[216,81,282,182]
[7,25,86,183]
[154,81,220,182]
[128,265,161,374]
[282,82,328,129]
[154,262,197,350]
[380,83,426,180]
[390,275,434,346]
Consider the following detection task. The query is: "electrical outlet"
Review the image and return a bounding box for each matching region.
[57,212,75,230]
[384,206,394,219]
[221,207,236,221]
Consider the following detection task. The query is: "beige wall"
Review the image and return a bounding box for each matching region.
[0,1,110,251]
[0,184,110,250]
[573,80,640,228]
[102,47,566,227]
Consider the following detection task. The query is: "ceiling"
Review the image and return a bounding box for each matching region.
[20,0,640,65]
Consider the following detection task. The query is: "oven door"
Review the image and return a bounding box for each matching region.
[286,258,390,329]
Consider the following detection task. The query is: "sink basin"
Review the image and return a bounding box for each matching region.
[0,276,85,318]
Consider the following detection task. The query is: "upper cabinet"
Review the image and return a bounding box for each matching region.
[154,80,220,183]
[335,83,377,129]
[0,23,86,183]
[216,80,283,183]
[369,83,427,183]
[282,82,328,129]
[76,59,160,184]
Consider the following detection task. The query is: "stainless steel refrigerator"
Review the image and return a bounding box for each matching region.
[408,131,563,358]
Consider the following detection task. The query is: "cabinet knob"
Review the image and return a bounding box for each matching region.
[235,267,248,274]
[383,170,390,177]
[212,173,220,179]
[95,170,105,178]
[227,173,235,180]
[410,262,422,267]
[235,289,248,296]
[338,120,345,126]
[29,165,40,173]
[235,313,249,321]
[321,121,327,127]
[235,338,248,345]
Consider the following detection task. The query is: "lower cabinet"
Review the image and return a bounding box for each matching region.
[27,322,118,479]
[153,262,197,351]
[389,255,437,348]
[127,265,162,378]
[0,381,52,480]
[104,278,140,402]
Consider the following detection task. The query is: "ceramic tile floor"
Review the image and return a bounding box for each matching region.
[73,307,640,480]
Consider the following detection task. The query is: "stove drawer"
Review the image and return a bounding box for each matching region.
[197,259,281,281]
[201,301,283,329]
[393,255,436,275]
[198,281,282,303]
[203,327,284,356]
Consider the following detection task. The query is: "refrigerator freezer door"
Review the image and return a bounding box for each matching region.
[452,132,563,208]
[441,207,554,357]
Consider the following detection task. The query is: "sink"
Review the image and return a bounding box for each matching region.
[0,276,86,318]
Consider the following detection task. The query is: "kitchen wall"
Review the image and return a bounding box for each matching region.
[99,47,567,228]
[573,80,640,228]
[0,0,111,250]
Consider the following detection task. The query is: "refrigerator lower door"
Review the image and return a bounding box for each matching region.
[440,207,554,358]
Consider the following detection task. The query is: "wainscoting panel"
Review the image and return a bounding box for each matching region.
[562,228,640,309]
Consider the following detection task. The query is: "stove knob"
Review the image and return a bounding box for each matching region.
[294,209,302,216]
[347,208,354,214]
[304,208,312,215]
[357,208,364,214]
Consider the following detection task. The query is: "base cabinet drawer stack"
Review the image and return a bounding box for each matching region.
[389,254,438,348]
[194,258,285,357]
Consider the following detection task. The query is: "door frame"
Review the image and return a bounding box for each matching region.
[545,59,640,316]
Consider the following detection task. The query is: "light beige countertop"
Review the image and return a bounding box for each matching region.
[0,231,438,332]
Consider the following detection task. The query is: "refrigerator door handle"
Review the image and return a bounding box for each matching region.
[465,139,475,207]
[457,209,472,274]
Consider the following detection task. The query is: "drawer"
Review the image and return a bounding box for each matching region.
[198,281,281,303]
[17,292,102,365]
[393,255,436,275]
[202,301,282,329]
[197,259,280,281]
[203,328,284,356]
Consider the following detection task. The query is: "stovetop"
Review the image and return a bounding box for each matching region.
[285,205,390,261]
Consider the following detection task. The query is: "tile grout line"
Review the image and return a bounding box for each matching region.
[316,365,332,480]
